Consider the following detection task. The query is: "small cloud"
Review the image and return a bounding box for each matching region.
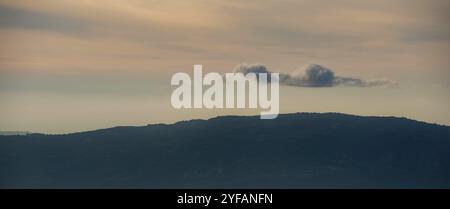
[232,63,275,82]
[232,63,396,88]
[289,64,335,87]
[233,63,271,74]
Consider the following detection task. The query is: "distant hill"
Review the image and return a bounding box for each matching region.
[0,131,31,136]
[1,113,449,188]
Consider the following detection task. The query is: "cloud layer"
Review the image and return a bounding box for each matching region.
[233,63,396,87]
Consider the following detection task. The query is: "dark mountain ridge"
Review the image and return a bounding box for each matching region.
[1,112,449,188]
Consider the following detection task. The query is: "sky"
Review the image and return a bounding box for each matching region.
[0,0,449,133]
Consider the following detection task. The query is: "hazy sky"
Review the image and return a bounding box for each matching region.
[0,0,449,133]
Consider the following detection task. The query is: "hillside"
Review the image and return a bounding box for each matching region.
[1,113,449,188]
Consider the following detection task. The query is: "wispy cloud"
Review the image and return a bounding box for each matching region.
[233,63,397,88]
[0,5,90,35]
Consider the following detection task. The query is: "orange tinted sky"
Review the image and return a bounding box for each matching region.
[0,0,449,133]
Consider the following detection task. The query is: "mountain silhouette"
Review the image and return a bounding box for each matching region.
[1,113,449,188]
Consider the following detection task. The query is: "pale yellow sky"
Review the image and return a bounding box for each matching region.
[0,0,449,133]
